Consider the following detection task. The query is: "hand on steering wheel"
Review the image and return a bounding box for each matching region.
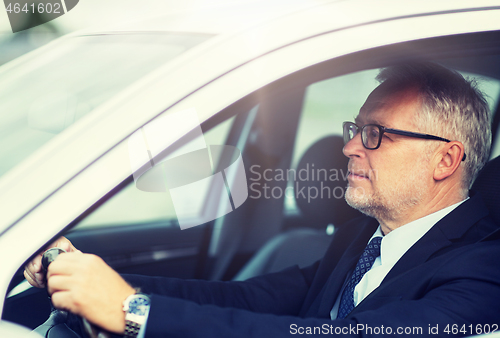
[28,239,136,337]
[24,237,80,289]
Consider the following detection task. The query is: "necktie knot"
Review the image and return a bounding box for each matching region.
[364,236,382,259]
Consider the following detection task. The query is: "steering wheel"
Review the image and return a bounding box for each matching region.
[32,248,111,338]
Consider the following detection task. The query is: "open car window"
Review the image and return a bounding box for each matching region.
[286,68,500,216]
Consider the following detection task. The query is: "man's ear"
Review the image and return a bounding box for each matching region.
[433,141,465,181]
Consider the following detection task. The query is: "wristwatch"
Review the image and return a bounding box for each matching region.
[122,292,151,338]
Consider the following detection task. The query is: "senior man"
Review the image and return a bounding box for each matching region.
[25,62,500,337]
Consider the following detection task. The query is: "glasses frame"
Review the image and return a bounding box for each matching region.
[343,122,466,161]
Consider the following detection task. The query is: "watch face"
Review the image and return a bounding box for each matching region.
[129,296,150,316]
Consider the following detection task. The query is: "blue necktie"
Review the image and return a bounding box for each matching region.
[336,236,382,319]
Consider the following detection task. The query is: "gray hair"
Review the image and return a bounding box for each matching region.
[376,62,491,195]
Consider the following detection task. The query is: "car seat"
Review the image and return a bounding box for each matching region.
[233,135,362,280]
[471,155,500,225]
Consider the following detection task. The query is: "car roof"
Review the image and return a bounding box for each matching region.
[74,0,499,36]
[76,0,339,36]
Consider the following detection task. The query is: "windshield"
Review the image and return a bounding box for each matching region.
[0,32,211,179]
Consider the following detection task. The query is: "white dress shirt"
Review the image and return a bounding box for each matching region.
[330,199,467,319]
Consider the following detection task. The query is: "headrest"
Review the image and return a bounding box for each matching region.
[294,135,362,228]
[472,155,500,225]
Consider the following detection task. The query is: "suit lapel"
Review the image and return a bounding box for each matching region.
[314,219,378,317]
[382,195,489,283]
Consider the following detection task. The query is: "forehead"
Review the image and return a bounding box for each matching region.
[355,85,421,128]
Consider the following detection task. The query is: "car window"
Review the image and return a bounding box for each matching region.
[285,69,500,215]
[75,115,235,229]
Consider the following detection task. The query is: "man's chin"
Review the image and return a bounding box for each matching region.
[345,187,375,216]
[345,186,369,203]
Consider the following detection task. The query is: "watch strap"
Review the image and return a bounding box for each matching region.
[124,319,142,338]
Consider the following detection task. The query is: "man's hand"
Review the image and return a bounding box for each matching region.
[47,252,136,334]
[24,237,80,288]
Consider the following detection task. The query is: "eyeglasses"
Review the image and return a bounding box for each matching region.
[343,122,466,161]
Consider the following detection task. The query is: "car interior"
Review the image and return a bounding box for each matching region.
[3,30,500,335]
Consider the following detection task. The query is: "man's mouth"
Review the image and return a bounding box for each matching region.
[348,170,370,181]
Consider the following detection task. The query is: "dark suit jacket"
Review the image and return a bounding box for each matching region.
[125,193,500,337]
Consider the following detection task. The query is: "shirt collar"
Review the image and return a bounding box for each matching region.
[369,198,469,266]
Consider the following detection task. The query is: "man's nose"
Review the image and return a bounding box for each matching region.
[342,132,365,159]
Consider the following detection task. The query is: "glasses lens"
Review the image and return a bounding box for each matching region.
[343,122,357,145]
[362,125,381,149]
